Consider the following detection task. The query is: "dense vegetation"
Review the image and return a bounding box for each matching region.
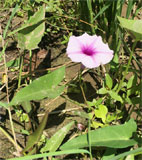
[0,0,142,159]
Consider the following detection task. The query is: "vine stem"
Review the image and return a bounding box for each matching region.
[18,51,24,89]
[80,84,93,160]
[116,41,137,93]
[79,68,93,160]
[0,25,22,153]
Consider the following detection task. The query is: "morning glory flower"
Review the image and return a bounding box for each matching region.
[66,33,114,68]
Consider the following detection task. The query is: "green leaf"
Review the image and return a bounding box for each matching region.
[60,119,137,150]
[117,16,142,40]
[9,67,65,106]
[108,90,123,103]
[3,4,19,39]
[7,149,90,160]
[20,129,30,136]
[105,73,113,89]
[97,87,108,94]
[87,98,103,107]
[95,98,103,106]
[95,105,108,123]
[73,111,90,119]
[102,148,116,160]
[125,152,134,160]
[106,113,122,123]
[126,0,134,19]
[91,121,104,129]
[21,101,32,113]
[112,83,118,91]
[0,101,8,109]
[6,58,20,67]
[95,105,107,121]
[22,111,48,154]
[93,2,111,21]
[17,5,45,50]
[127,75,137,89]
[109,147,142,160]
[127,75,137,97]
[41,121,74,152]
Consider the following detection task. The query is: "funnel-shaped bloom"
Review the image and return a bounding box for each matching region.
[66,33,114,68]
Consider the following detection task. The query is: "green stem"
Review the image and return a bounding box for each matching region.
[29,49,33,83]
[88,119,93,160]
[116,41,137,93]
[87,0,95,34]
[79,69,93,160]
[18,52,24,89]
[29,50,32,75]
[140,69,142,108]
[80,86,93,160]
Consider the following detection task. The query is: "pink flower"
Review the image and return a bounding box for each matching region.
[66,33,114,68]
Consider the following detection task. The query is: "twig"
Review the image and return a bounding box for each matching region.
[0,83,6,91]
[37,107,82,117]
[0,126,22,153]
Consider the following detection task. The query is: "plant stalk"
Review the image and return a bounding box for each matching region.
[18,52,24,89]
[87,0,95,34]
[79,69,92,160]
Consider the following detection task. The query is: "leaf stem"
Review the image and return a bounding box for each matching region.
[29,49,32,81]
[18,52,24,89]
[79,69,92,160]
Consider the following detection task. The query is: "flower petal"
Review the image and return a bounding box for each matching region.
[68,53,86,62]
[66,36,82,55]
[68,53,99,68]
[66,32,114,69]
[76,33,98,46]
[93,52,113,65]
[92,36,113,53]
[81,55,100,68]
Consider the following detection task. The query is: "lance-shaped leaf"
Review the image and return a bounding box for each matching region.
[8,149,90,160]
[22,111,48,154]
[41,121,75,153]
[21,101,32,113]
[117,16,142,40]
[105,73,113,89]
[9,67,65,106]
[60,119,137,150]
[109,147,142,160]
[17,5,45,50]
[108,90,123,103]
